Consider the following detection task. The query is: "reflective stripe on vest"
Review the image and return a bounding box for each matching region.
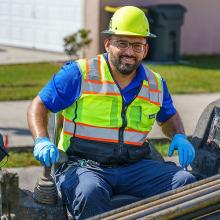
[63,118,149,146]
[59,54,163,151]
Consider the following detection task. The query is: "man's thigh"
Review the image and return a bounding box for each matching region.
[55,163,113,201]
[117,159,196,198]
[54,163,115,218]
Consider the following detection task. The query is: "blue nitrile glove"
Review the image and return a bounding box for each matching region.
[168,134,195,168]
[34,137,59,167]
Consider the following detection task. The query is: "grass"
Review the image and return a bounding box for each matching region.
[0,62,61,100]
[152,140,170,156]
[1,151,40,168]
[0,55,220,100]
[146,55,220,94]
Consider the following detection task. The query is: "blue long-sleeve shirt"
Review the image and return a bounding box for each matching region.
[39,58,176,123]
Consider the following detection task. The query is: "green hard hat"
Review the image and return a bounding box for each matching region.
[102,6,156,38]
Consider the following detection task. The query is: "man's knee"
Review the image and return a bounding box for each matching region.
[172,170,196,189]
[73,181,111,219]
[76,180,111,202]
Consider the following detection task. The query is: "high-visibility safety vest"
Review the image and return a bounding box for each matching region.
[58,54,163,152]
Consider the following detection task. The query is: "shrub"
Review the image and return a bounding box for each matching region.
[63,29,92,58]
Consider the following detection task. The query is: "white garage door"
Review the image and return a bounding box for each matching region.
[0,0,85,52]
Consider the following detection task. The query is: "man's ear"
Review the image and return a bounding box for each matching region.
[143,43,149,59]
[104,38,110,52]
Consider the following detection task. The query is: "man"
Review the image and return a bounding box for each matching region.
[27,6,196,219]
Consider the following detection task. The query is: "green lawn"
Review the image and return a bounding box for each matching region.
[2,151,40,168]
[0,62,61,100]
[0,55,220,100]
[147,55,220,94]
[151,140,170,156]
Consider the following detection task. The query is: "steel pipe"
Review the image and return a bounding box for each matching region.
[90,174,220,220]
[109,181,220,220]
[142,189,220,220]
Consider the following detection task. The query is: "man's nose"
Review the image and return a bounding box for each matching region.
[125,44,135,55]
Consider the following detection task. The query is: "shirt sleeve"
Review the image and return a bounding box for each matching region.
[156,78,176,123]
[38,61,82,113]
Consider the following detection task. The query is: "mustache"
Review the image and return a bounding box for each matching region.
[119,55,137,60]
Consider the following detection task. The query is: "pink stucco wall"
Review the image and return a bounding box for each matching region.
[98,0,220,55]
[84,0,100,58]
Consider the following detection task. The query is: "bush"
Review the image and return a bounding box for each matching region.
[63,29,92,58]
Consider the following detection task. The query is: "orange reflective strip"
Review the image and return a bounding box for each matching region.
[64,130,74,136]
[125,128,149,135]
[98,55,102,81]
[150,100,160,106]
[75,134,118,143]
[85,79,115,85]
[64,118,72,123]
[137,96,160,106]
[75,122,119,130]
[83,91,121,96]
[124,141,144,146]
[137,96,150,101]
[149,89,161,93]
[86,59,89,80]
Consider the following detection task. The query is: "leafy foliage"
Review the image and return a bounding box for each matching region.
[63,29,92,58]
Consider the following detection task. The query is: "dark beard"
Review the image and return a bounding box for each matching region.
[111,55,141,75]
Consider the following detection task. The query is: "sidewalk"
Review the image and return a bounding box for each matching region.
[7,166,43,191]
[149,93,220,139]
[0,45,69,64]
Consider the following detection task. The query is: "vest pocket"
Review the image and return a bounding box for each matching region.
[140,107,158,131]
[127,106,142,128]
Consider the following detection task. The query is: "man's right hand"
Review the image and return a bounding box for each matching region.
[34,137,60,167]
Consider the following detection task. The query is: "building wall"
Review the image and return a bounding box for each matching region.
[1,0,219,55]
[84,0,100,58]
[0,0,85,52]
[99,0,220,55]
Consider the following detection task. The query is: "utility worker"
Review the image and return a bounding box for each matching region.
[27,6,196,219]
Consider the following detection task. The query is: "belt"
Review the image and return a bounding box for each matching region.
[68,157,130,168]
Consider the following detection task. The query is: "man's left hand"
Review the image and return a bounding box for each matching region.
[168,134,195,168]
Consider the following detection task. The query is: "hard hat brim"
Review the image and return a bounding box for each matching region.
[101,29,156,38]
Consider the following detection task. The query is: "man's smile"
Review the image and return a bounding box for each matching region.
[120,56,136,65]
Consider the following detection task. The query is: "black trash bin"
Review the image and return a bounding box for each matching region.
[147,4,186,62]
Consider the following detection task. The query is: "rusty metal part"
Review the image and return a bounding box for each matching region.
[90,174,220,220]
[19,189,68,220]
[0,170,19,219]
[33,166,58,205]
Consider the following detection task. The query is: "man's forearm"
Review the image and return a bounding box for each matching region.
[159,112,185,139]
[27,96,49,140]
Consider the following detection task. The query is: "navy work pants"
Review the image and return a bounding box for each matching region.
[55,159,196,219]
